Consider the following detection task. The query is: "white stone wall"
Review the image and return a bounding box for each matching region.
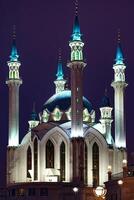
[7,126,125,186]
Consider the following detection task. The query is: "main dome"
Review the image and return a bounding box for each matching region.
[43,90,93,113]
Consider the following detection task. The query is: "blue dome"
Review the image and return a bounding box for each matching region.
[43,90,92,113]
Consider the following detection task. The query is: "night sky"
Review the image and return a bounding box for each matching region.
[0,0,134,186]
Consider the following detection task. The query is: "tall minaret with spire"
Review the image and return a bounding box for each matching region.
[67,1,86,138]
[67,1,86,183]
[54,49,66,93]
[111,31,127,148]
[6,27,22,146]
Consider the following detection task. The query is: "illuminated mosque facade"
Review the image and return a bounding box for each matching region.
[6,7,128,200]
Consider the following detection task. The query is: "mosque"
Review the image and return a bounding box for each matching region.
[6,6,128,200]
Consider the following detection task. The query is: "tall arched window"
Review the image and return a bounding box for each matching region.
[75,50,79,60]
[60,141,65,181]
[27,146,32,178]
[85,143,87,184]
[34,138,38,180]
[92,142,99,187]
[46,140,54,168]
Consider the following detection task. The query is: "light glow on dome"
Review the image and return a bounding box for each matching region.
[42,110,49,122]
[52,108,62,121]
[83,108,90,122]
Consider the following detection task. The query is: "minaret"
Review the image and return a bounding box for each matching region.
[99,90,113,145]
[54,49,66,93]
[67,1,86,183]
[67,2,86,138]
[28,103,39,131]
[6,28,22,146]
[111,32,127,148]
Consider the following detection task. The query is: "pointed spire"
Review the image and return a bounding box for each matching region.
[72,0,82,41]
[56,49,64,80]
[30,102,38,121]
[100,89,111,107]
[10,25,19,62]
[104,88,108,97]
[115,29,124,65]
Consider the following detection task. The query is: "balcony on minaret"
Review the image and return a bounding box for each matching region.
[113,40,126,83]
[8,61,21,80]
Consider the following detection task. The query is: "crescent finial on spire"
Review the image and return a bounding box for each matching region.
[58,48,62,63]
[75,0,78,16]
[56,48,64,80]
[117,28,121,43]
[115,29,124,64]
[13,25,16,40]
[32,102,36,113]
[105,88,108,96]
[30,102,37,121]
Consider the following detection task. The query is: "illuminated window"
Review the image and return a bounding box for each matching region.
[46,140,54,168]
[92,142,99,187]
[42,110,49,122]
[27,146,32,178]
[85,143,87,184]
[75,50,79,60]
[60,141,65,181]
[71,51,75,60]
[34,138,38,180]
[80,51,83,60]
[13,71,16,79]
[9,71,12,79]
[53,108,62,121]
[16,70,19,78]
[83,108,90,122]
[66,108,71,120]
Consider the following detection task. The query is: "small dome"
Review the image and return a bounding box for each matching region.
[43,90,92,113]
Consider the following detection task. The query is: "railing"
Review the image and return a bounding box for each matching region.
[111,172,123,180]
[111,169,134,180]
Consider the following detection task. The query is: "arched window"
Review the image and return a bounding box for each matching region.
[80,51,83,60]
[75,50,79,60]
[46,140,54,168]
[85,143,87,184]
[71,51,75,61]
[27,146,32,178]
[92,142,99,187]
[13,71,16,79]
[60,141,65,181]
[34,138,38,180]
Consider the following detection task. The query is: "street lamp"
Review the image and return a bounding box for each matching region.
[118,180,123,200]
[108,165,112,181]
[93,186,107,199]
[73,187,79,200]
[122,159,128,177]
[118,180,123,185]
